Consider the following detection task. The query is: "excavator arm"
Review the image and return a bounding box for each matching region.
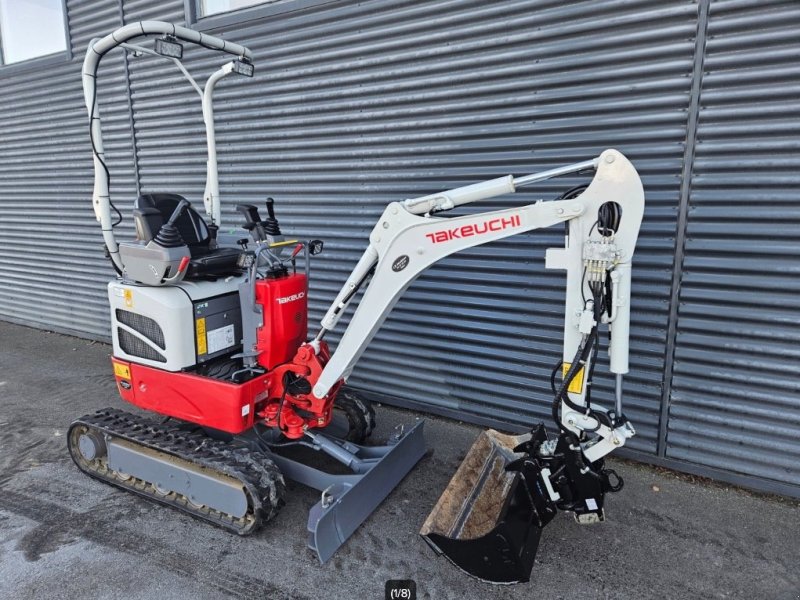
[310,148,643,461]
[298,149,644,583]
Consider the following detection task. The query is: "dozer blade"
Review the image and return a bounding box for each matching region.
[420,427,557,584]
[270,420,427,563]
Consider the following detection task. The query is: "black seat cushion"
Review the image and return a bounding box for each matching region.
[186,247,242,279]
[134,193,242,279]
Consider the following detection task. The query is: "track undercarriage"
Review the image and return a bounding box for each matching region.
[68,408,285,534]
[69,397,426,561]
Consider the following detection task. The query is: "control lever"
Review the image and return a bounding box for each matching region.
[277,242,305,273]
[153,199,190,248]
[166,199,190,226]
[236,203,262,227]
[236,204,267,242]
[282,241,322,275]
[262,197,282,236]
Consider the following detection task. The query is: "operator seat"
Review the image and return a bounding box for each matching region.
[133,193,241,279]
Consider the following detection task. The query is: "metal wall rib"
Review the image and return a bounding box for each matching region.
[117,0,697,452]
[668,0,800,489]
[0,0,136,339]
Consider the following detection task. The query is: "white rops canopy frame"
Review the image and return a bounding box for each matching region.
[82,21,254,271]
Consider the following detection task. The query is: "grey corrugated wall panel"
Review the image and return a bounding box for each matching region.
[0,0,136,339]
[118,0,698,452]
[667,0,800,490]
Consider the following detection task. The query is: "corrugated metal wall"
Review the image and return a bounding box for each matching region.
[0,0,797,496]
[0,0,135,338]
[667,0,800,489]
[120,0,698,455]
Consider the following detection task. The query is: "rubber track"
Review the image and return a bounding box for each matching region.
[68,407,285,535]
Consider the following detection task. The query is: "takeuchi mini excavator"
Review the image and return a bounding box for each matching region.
[69,22,644,584]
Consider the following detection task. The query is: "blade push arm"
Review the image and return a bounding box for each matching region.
[310,149,643,458]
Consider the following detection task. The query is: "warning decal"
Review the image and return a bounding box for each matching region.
[562,362,585,395]
[196,318,207,355]
[113,362,131,380]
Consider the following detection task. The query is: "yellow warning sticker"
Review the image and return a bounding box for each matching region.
[113,362,131,380]
[196,317,207,355]
[123,288,133,308]
[562,362,585,395]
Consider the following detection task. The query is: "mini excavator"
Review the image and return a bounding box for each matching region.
[69,22,644,584]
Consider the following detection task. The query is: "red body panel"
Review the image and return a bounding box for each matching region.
[255,273,307,370]
[112,270,340,438]
[113,358,270,434]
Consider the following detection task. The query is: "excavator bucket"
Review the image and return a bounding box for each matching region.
[420,426,557,584]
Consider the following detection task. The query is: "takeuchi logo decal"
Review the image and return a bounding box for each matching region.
[425,214,522,244]
[276,291,305,304]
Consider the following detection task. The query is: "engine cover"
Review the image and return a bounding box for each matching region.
[108,276,245,371]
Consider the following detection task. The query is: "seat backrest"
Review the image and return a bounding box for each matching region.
[133,193,210,248]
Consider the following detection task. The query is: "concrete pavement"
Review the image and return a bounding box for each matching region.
[1,320,798,599]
